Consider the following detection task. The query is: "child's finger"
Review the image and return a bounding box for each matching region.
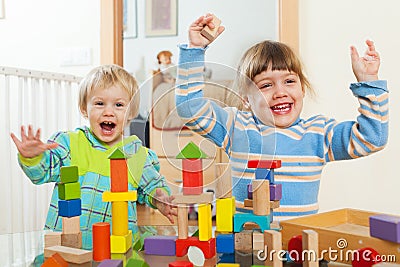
[35,128,41,140]
[20,126,27,142]
[350,46,360,64]
[46,142,59,150]
[10,133,22,147]
[27,125,34,139]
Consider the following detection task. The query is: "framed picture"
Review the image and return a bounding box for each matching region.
[123,0,138,39]
[0,0,5,19]
[145,0,177,37]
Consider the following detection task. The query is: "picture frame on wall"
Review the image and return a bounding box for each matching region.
[0,0,5,19]
[145,0,177,37]
[123,0,138,39]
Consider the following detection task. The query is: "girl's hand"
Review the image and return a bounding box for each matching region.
[189,14,225,48]
[350,40,380,82]
[153,188,177,224]
[10,125,58,158]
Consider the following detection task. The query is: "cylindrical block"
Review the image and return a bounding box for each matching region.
[92,222,111,261]
[252,180,270,215]
[177,205,188,239]
[111,201,128,235]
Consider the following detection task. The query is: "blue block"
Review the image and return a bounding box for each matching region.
[218,253,235,263]
[58,199,81,217]
[255,168,274,182]
[233,213,270,232]
[216,234,234,254]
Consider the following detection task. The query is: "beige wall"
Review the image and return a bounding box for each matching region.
[299,0,400,214]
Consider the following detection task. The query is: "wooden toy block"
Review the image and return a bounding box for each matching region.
[252,231,264,251]
[244,198,253,207]
[125,249,148,267]
[218,253,235,263]
[58,199,81,217]
[352,247,382,267]
[244,199,280,209]
[182,159,203,195]
[172,192,213,204]
[252,180,270,216]
[58,181,81,200]
[61,231,82,248]
[233,213,270,232]
[200,14,221,41]
[198,203,212,241]
[216,264,240,267]
[110,158,128,192]
[102,191,137,202]
[111,201,128,236]
[175,236,216,259]
[370,214,400,243]
[177,205,189,239]
[288,234,303,264]
[60,166,79,183]
[110,247,132,265]
[98,259,123,267]
[302,230,318,267]
[372,263,400,267]
[45,231,62,247]
[247,183,253,199]
[264,230,283,267]
[216,234,234,254]
[169,261,194,267]
[216,197,235,232]
[62,216,80,234]
[93,222,111,261]
[68,262,91,267]
[234,250,252,266]
[176,141,208,159]
[110,230,132,254]
[44,245,92,264]
[42,252,68,267]
[215,163,232,198]
[255,168,274,182]
[144,235,177,256]
[270,183,282,201]
[234,229,253,253]
[247,159,281,169]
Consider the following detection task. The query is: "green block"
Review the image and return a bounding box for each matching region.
[126,250,149,267]
[60,166,79,183]
[108,147,130,159]
[176,141,208,159]
[58,182,81,200]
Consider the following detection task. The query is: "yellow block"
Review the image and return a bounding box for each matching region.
[216,264,240,267]
[216,197,235,232]
[102,191,137,202]
[112,201,128,236]
[198,203,212,241]
[110,230,132,254]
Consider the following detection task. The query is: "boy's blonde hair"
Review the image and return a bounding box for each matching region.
[235,40,313,108]
[78,64,139,120]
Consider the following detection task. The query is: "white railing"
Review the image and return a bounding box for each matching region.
[0,66,84,266]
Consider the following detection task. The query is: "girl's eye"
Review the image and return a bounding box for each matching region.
[116,102,124,107]
[286,79,296,84]
[95,101,103,106]
[259,83,272,89]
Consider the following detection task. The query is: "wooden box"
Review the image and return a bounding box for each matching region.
[280,208,400,265]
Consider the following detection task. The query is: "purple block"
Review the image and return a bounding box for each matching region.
[144,235,177,256]
[247,184,253,199]
[98,259,123,267]
[270,183,282,201]
[370,214,400,243]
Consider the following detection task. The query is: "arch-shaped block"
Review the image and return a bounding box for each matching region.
[233,213,270,232]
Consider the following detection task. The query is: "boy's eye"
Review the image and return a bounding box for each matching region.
[116,102,125,107]
[259,83,272,89]
[95,101,104,106]
[286,79,296,84]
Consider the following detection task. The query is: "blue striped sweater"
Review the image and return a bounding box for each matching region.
[175,44,388,220]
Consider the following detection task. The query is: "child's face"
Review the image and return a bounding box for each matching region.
[159,54,171,65]
[84,85,131,147]
[246,67,304,128]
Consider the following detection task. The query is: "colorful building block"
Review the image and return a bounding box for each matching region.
[198,203,212,241]
[93,222,111,261]
[44,245,92,264]
[255,168,274,182]
[61,231,82,248]
[370,214,400,243]
[182,159,203,195]
[176,141,208,159]
[102,191,137,202]
[270,183,282,201]
[169,261,194,267]
[44,232,62,248]
[58,182,81,200]
[110,230,132,253]
[233,213,270,232]
[111,201,128,236]
[216,234,234,254]
[247,184,253,199]
[42,252,68,267]
[58,199,82,217]
[98,259,123,267]
[247,160,281,169]
[175,237,216,259]
[62,216,80,234]
[144,235,177,256]
[60,166,79,183]
[110,159,128,192]
[216,197,235,232]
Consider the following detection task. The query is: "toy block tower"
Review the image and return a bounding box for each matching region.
[173,142,216,259]
[101,147,137,254]
[58,166,82,249]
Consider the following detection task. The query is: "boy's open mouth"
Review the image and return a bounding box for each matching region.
[271,103,292,114]
[100,121,116,134]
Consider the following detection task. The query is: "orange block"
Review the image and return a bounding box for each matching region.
[42,252,68,267]
[110,159,128,192]
[93,222,111,261]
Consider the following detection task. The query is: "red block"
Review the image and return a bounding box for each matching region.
[110,159,128,192]
[182,159,203,195]
[176,237,216,259]
[93,222,111,261]
[352,247,382,267]
[288,235,302,264]
[247,160,281,169]
[169,261,194,267]
[42,252,68,267]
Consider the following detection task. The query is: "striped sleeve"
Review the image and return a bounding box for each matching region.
[325,80,388,161]
[175,44,236,153]
[18,131,71,184]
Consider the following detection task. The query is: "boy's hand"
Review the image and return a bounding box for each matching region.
[10,125,58,158]
[350,39,380,82]
[153,188,177,224]
[189,13,225,48]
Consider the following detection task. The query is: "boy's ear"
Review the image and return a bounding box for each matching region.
[80,108,88,118]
